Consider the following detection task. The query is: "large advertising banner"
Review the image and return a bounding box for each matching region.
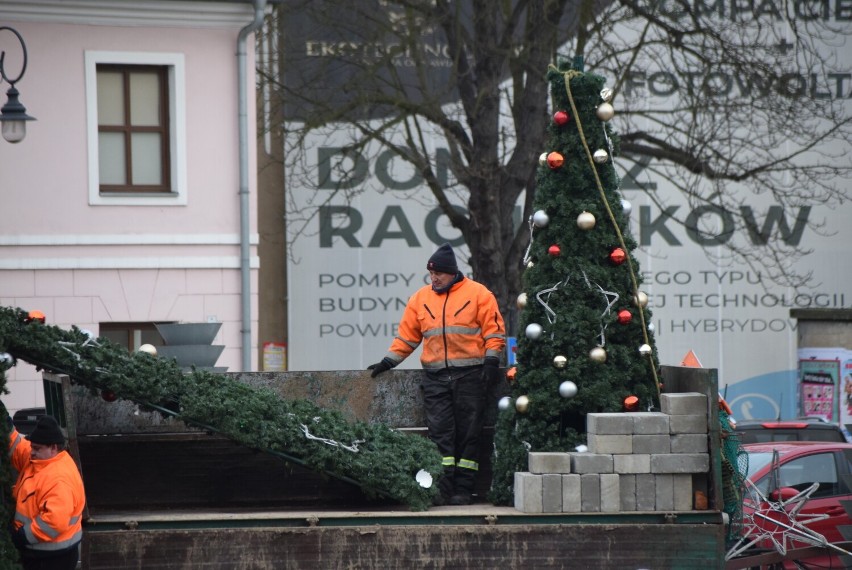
[281,4,852,422]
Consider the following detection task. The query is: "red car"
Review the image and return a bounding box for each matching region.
[733,441,852,568]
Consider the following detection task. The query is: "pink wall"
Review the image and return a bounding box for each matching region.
[0,10,260,412]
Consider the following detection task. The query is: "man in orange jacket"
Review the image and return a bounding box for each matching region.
[368,243,506,506]
[8,415,86,570]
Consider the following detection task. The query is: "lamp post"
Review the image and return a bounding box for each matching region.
[0,26,36,143]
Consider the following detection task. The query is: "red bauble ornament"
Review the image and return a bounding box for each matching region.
[609,247,626,265]
[26,310,46,323]
[624,395,639,411]
[553,110,570,126]
[548,244,561,256]
[617,309,632,324]
[101,389,117,402]
[506,367,517,384]
[546,151,564,169]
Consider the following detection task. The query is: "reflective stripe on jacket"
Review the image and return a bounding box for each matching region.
[9,430,86,553]
[387,276,506,369]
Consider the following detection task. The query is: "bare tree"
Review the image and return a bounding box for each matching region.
[261,0,852,319]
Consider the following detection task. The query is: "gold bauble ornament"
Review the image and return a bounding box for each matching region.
[138,343,158,356]
[515,395,530,413]
[633,291,649,308]
[516,292,528,310]
[553,355,567,369]
[577,211,596,230]
[596,102,615,121]
[526,260,535,269]
[593,149,609,163]
[589,346,607,363]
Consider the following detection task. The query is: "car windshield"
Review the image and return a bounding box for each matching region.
[744,451,776,481]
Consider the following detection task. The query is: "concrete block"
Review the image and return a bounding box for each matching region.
[529,452,573,474]
[669,414,708,434]
[673,475,693,510]
[542,474,563,512]
[651,453,709,474]
[587,413,634,435]
[655,474,674,511]
[661,393,708,416]
[571,453,613,474]
[632,434,670,454]
[636,474,656,511]
[581,474,601,512]
[671,434,708,454]
[562,474,582,513]
[514,472,542,513]
[613,454,651,474]
[631,412,670,435]
[600,474,620,513]
[587,434,632,454]
[619,474,637,511]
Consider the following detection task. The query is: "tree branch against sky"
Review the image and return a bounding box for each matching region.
[262,0,852,316]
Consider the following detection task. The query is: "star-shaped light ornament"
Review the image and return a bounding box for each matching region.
[726,465,852,561]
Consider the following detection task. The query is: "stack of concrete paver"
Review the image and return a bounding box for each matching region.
[513,392,710,513]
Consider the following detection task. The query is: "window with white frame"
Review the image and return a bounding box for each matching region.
[85,51,187,206]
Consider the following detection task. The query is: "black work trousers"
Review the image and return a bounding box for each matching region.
[19,544,79,570]
[420,366,486,498]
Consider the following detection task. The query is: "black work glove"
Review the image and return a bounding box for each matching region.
[10,525,27,549]
[367,357,395,378]
[482,356,502,385]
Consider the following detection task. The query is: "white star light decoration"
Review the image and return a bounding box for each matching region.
[726,477,851,561]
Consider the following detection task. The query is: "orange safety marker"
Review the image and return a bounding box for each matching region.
[680,349,702,368]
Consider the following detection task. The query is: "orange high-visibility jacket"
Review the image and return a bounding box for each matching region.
[9,429,86,554]
[386,277,506,370]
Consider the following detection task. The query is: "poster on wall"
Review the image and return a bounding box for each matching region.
[799,359,838,421]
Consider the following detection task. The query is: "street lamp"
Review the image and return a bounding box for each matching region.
[0,26,36,143]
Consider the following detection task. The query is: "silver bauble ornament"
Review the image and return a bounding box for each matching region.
[633,291,649,308]
[589,346,607,363]
[516,292,528,310]
[648,322,656,333]
[138,343,158,356]
[621,199,632,216]
[553,355,567,369]
[515,395,530,413]
[532,210,550,228]
[498,396,512,411]
[600,87,614,102]
[539,152,549,166]
[577,211,596,230]
[80,329,94,339]
[596,102,615,122]
[639,343,652,356]
[575,444,589,453]
[525,323,543,340]
[416,469,433,488]
[0,353,13,365]
[559,380,578,398]
[593,149,609,163]
[526,260,535,269]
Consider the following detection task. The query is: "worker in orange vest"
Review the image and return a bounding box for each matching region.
[8,415,86,570]
[368,243,506,506]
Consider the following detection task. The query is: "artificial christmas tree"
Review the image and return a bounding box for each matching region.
[490,59,661,505]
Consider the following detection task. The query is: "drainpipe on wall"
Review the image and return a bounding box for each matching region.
[237,0,267,371]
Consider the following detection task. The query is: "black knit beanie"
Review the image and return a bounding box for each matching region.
[427,243,459,274]
[26,415,65,445]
